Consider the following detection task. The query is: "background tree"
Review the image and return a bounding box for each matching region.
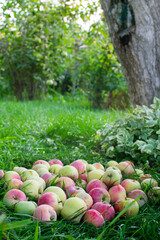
[100,0,160,106]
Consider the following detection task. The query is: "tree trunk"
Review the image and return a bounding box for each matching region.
[100,0,160,106]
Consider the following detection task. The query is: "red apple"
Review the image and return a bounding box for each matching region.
[89,187,110,203]
[92,202,115,221]
[55,177,75,191]
[128,189,148,207]
[86,179,107,193]
[70,160,87,174]
[41,172,52,184]
[34,204,57,221]
[38,192,62,213]
[33,160,50,169]
[83,209,104,228]
[109,185,126,203]
[3,189,27,208]
[48,159,63,166]
[0,169,4,179]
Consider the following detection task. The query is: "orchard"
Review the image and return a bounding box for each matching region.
[1,159,160,228]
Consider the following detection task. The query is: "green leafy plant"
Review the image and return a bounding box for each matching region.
[95,97,160,170]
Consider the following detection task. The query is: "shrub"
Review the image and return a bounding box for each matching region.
[94,98,160,170]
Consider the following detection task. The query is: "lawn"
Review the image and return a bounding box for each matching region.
[0,100,159,240]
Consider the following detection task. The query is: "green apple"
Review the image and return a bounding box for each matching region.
[106,160,118,168]
[15,201,37,215]
[59,165,78,180]
[21,170,39,182]
[49,164,62,174]
[115,197,139,218]
[61,197,87,223]
[102,169,121,187]
[87,169,104,182]
[44,186,66,204]
[32,164,48,172]
[21,179,43,199]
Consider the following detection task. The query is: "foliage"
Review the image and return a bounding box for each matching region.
[0,0,128,108]
[94,97,160,170]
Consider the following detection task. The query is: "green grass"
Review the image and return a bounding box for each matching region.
[0,100,159,240]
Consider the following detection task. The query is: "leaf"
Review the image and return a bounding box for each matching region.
[2,219,32,231]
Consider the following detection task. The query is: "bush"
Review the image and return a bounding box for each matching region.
[94,97,160,170]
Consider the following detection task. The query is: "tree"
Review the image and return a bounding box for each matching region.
[100,0,160,106]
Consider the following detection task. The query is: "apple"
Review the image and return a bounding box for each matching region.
[75,179,87,189]
[46,174,57,186]
[55,177,75,191]
[70,160,87,175]
[148,187,160,201]
[59,165,78,180]
[38,192,62,213]
[89,187,110,203]
[92,163,105,171]
[79,173,87,182]
[92,202,115,221]
[132,169,144,177]
[83,209,104,228]
[15,201,37,215]
[3,189,27,208]
[114,197,139,218]
[86,164,96,173]
[21,179,43,199]
[65,186,85,198]
[117,161,134,176]
[0,169,4,179]
[106,166,122,176]
[139,174,152,182]
[86,179,107,193]
[33,160,50,169]
[34,204,57,221]
[7,179,23,190]
[128,189,148,207]
[41,172,52,184]
[72,191,93,209]
[32,164,48,172]
[106,160,118,167]
[4,171,21,182]
[33,177,46,190]
[141,178,158,190]
[125,161,135,167]
[109,185,126,203]
[61,197,87,223]
[48,159,63,166]
[49,164,62,174]
[121,179,141,194]
[87,169,104,182]
[102,169,121,187]
[44,186,66,204]
[21,169,39,182]
[36,168,49,177]
[77,159,88,166]
[13,167,27,175]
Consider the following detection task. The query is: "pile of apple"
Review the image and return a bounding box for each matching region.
[0,159,160,228]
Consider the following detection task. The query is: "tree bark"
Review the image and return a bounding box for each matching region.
[100,0,160,106]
